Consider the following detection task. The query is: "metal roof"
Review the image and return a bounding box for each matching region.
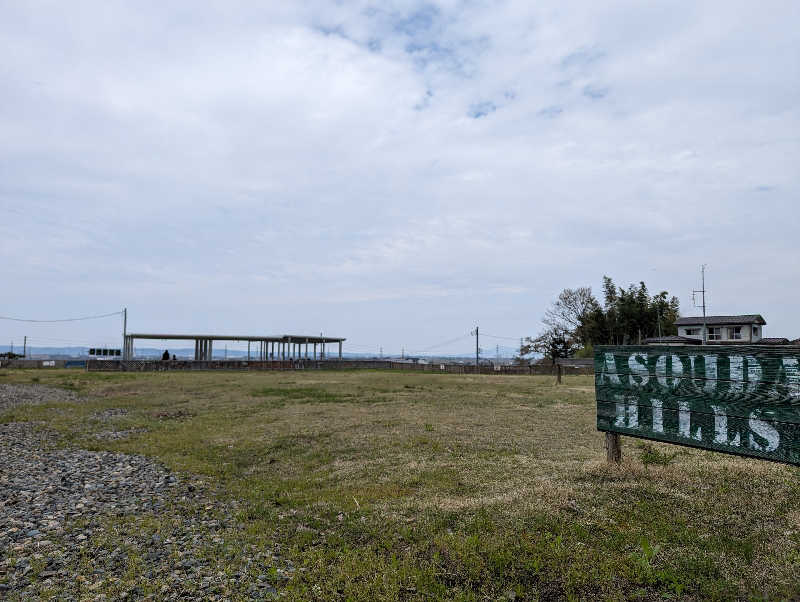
[126,333,345,343]
[674,315,766,326]
[643,335,702,344]
[757,337,790,345]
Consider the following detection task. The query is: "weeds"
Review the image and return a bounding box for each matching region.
[637,442,681,467]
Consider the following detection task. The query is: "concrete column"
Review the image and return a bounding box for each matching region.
[208,340,213,360]
[305,342,309,359]
[314,342,317,359]
[339,341,342,359]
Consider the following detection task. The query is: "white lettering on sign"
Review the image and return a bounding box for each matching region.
[628,353,649,387]
[42,360,55,367]
[746,356,763,392]
[604,353,620,384]
[651,398,664,433]
[614,394,638,428]
[783,358,800,399]
[678,401,703,440]
[748,411,779,452]
[703,355,717,394]
[711,405,741,447]
[599,350,800,461]
[729,356,745,393]
[728,356,762,393]
[656,354,683,388]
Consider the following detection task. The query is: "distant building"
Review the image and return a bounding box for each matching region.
[645,314,796,345]
[675,314,766,343]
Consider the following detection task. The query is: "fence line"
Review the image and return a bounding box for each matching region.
[82,359,593,375]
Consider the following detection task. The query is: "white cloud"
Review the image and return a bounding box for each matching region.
[1,1,798,352]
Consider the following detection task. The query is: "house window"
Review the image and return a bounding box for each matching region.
[685,328,700,336]
[729,326,742,340]
[753,327,760,337]
[708,327,722,341]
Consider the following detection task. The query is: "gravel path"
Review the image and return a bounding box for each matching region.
[0,386,292,600]
[0,384,80,412]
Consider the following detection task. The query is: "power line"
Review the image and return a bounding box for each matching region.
[0,310,123,323]
[411,333,472,353]
[481,332,522,341]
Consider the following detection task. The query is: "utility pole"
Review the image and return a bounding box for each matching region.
[122,307,128,359]
[471,326,479,370]
[23,336,27,359]
[692,265,708,344]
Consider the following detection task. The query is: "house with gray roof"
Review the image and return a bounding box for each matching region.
[644,314,800,345]
[674,315,766,344]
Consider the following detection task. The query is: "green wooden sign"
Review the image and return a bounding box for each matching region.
[595,345,800,465]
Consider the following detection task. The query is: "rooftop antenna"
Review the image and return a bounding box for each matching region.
[692,264,708,344]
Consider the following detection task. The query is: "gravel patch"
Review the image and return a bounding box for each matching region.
[93,427,149,440]
[0,421,293,600]
[0,384,80,413]
[91,408,129,421]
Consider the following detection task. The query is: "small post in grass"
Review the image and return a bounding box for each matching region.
[605,432,621,463]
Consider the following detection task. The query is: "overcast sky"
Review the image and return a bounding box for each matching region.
[1,1,798,354]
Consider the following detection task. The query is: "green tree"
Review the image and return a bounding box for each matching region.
[590,276,680,344]
[522,326,579,365]
[531,277,680,352]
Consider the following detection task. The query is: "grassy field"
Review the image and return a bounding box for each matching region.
[1,368,798,600]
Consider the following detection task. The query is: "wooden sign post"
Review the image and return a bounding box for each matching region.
[595,345,800,465]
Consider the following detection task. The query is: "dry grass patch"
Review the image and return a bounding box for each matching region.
[2,368,798,600]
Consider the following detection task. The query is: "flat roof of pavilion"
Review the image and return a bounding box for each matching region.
[126,333,345,343]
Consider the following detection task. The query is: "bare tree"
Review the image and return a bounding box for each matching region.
[543,287,599,342]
